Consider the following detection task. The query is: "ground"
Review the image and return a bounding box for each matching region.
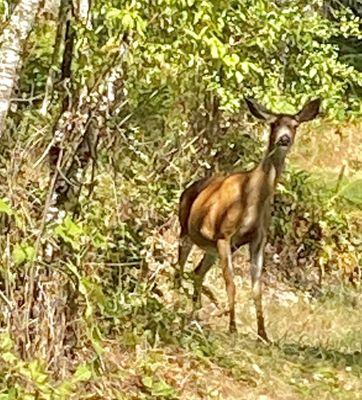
[98,121,362,400]
[85,266,362,400]
[3,122,361,399]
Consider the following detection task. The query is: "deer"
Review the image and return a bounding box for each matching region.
[175,98,321,342]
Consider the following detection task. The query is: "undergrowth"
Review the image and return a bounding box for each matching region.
[1,120,361,399]
[0,284,361,399]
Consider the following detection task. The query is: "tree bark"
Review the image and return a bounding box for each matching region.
[40,0,68,115]
[0,0,41,138]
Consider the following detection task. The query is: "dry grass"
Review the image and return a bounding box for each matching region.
[291,120,362,177]
[73,221,361,400]
[1,121,361,399]
[71,260,362,400]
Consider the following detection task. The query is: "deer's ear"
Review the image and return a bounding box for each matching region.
[245,98,278,123]
[296,99,321,123]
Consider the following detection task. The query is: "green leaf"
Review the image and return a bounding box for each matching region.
[28,360,48,384]
[1,351,17,364]
[235,70,244,83]
[64,216,83,237]
[142,376,153,389]
[122,12,135,30]
[12,243,35,265]
[142,376,176,397]
[0,333,13,351]
[54,381,73,398]
[54,216,83,250]
[73,364,92,382]
[106,7,122,20]
[340,179,362,204]
[152,379,176,397]
[0,198,12,215]
[309,67,318,78]
[207,37,226,59]
[223,53,240,67]
[240,62,249,74]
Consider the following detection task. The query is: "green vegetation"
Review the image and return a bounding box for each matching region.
[0,283,361,399]
[0,0,361,398]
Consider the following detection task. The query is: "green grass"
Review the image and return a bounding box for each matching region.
[58,283,362,399]
[1,122,361,399]
[3,279,360,399]
[164,276,362,399]
[203,332,362,399]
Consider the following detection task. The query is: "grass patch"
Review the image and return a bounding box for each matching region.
[10,284,358,400]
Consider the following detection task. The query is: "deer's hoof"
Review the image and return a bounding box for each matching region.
[257,331,271,344]
[174,273,182,289]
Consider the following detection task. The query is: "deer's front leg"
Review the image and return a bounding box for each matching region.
[217,238,236,333]
[249,237,269,342]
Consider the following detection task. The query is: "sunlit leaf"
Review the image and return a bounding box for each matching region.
[0,198,12,215]
[73,364,92,382]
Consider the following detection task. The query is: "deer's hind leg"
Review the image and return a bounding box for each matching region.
[174,235,193,288]
[192,251,217,310]
[217,238,237,333]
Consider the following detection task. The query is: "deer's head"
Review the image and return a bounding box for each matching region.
[246,98,321,151]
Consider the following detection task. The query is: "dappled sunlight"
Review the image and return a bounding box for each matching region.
[0,0,361,398]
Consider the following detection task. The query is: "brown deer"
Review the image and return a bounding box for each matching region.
[175,98,321,341]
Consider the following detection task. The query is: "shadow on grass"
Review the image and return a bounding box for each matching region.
[202,330,362,382]
[277,342,362,370]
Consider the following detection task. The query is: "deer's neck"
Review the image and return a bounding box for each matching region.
[246,146,287,207]
[261,146,288,185]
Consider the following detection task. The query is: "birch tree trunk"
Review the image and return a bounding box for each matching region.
[0,0,41,138]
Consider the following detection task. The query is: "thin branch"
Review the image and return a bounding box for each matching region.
[24,145,65,349]
[0,290,12,311]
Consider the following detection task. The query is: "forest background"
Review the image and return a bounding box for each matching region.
[0,0,361,398]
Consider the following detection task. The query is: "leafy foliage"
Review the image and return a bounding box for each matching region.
[0,0,361,399]
[270,168,361,288]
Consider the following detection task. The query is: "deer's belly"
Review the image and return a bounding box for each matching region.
[188,201,255,247]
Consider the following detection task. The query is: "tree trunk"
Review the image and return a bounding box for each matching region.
[0,0,41,138]
[40,0,68,115]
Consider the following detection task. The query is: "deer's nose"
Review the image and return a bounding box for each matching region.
[277,135,291,147]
